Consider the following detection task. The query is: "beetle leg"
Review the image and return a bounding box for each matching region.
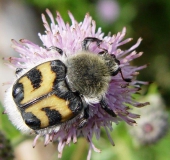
[82,37,102,50]
[98,50,131,82]
[15,68,23,77]
[78,95,89,128]
[44,46,66,56]
[100,98,117,117]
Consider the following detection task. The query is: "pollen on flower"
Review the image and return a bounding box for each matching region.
[3,9,149,160]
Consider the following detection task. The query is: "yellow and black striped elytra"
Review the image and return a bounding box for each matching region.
[12,60,83,130]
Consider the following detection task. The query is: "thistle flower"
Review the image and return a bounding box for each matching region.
[96,0,120,23]
[128,89,169,145]
[3,9,148,160]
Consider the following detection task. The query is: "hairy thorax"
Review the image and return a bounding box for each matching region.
[66,52,111,100]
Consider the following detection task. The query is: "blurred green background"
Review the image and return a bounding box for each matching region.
[0,0,170,160]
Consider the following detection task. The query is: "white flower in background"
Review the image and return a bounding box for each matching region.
[128,86,169,145]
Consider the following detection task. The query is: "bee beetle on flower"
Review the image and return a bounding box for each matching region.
[3,9,149,160]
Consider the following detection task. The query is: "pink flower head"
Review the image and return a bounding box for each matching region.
[3,9,149,160]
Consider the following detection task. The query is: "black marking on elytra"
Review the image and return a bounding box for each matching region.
[67,92,83,114]
[12,82,24,105]
[22,112,41,130]
[27,68,42,89]
[42,107,62,126]
[51,60,67,80]
[51,60,67,91]
[53,80,83,116]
